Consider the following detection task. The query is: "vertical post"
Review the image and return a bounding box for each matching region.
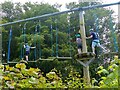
[0,27,2,63]
[34,25,37,60]
[50,24,54,57]
[55,19,58,57]
[67,15,71,57]
[7,26,12,63]
[0,4,2,63]
[38,24,42,58]
[79,11,87,53]
[23,22,28,59]
[79,11,91,86]
[0,23,2,86]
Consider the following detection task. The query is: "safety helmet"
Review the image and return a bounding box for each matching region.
[89,28,94,32]
[25,43,28,45]
[76,33,80,38]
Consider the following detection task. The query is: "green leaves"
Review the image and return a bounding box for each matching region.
[65,69,83,88]
[97,65,109,75]
[1,63,66,88]
[29,77,39,84]
[1,55,119,88]
[16,63,26,69]
[96,56,119,88]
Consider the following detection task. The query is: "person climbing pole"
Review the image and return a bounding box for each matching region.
[86,28,107,54]
[75,32,82,54]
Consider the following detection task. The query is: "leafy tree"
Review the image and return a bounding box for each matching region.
[95,56,119,88]
[1,1,23,21]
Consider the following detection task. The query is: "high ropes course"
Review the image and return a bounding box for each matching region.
[0,2,120,63]
[0,1,119,86]
[0,2,119,65]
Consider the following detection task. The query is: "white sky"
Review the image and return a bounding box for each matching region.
[0,0,119,15]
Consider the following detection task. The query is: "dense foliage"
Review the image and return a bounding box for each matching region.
[0,56,119,89]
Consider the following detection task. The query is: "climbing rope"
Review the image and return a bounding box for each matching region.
[93,14,99,33]
[55,19,58,57]
[22,22,27,59]
[34,25,37,60]
[50,22,54,57]
[20,26,23,59]
[7,26,12,63]
[93,14,101,55]
[67,15,72,57]
[109,13,118,52]
[38,22,41,59]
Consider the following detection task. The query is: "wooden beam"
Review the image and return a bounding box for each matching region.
[86,57,95,66]
[76,59,87,67]
[76,57,95,67]
[56,57,72,60]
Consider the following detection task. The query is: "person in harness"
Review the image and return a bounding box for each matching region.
[75,32,82,54]
[24,43,36,61]
[86,29,106,54]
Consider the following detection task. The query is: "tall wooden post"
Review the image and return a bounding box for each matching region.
[0,4,1,62]
[79,11,90,86]
[0,27,1,63]
[79,11,87,53]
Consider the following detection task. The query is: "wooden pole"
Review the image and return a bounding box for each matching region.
[0,5,2,63]
[79,11,87,53]
[79,11,90,86]
[0,27,2,63]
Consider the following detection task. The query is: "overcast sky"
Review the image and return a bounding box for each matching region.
[0,0,119,15]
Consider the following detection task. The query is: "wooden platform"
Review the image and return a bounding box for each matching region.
[75,52,95,61]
